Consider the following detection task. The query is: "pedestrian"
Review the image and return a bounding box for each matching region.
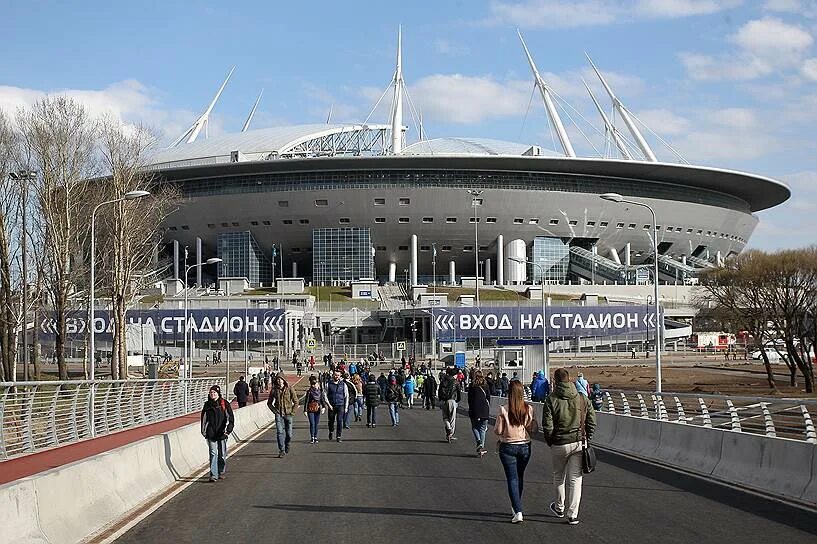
[589,383,604,411]
[303,375,324,443]
[250,374,260,403]
[494,380,538,523]
[631,347,636,359]
[363,374,381,428]
[377,372,388,399]
[200,385,234,482]
[575,373,589,397]
[486,371,497,397]
[403,374,416,409]
[351,373,365,422]
[267,374,298,457]
[500,372,510,397]
[422,372,437,410]
[532,370,551,401]
[343,373,358,429]
[542,368,597,526]
[467,370,491,458]
[438,370,461,442]
[385,376,403,426]
[323,369,349,442]
[233,376,250,408]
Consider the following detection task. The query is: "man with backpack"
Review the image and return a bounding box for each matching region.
[438,370,461,442]
[249,374,260,403]
[422,372,437,410]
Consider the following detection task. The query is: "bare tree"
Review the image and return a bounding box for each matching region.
[0,109,22,382]
[18,97,98,379]
[94,118,178,379]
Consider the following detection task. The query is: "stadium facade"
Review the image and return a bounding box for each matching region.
[148,31,790,290]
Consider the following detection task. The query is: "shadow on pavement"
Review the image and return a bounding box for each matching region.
[253,503,565,524]
[315,451,476,459]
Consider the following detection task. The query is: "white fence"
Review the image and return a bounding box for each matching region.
[0,377,225,460]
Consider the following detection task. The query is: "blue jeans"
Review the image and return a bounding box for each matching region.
[344,403,353,427]
[275,414,293,452]
[471,418,488,449]
[389,402,400,425]
[367,404,377,426]
[307,411,320,439]
[498,442,531,514]
[354,396,364,419]
[206,438,227,479]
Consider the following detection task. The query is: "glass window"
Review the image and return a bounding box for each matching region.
[315,199,328,207]
[531,236,569,283]
[420,245,431,251]
[374,198,386,206]
[469,217,480,223]
[529,218,539,225]
[513,218,524,224]
[442,245,452,251]
[600,221,608,227]
[375,245,387,251]
[399,245,409,251]
[486,217,497,223]
[422,217,433,223]
[587,221,596,227]
[339,217,350,224]
[446,217,457,223]
[299,219,309,224]
[374,217,386,223]
[399,198,410,206]
[263,220,271,226]
[221,222,229,227]
[549,219,559,225]
[207,223,215,228]
[312,227,375,285]
[628,223,636,229]
[568,220,578,226]
[282,219,292,225]
[231,222,239,227]
[278,200,289,207]
[643,225,650,230]
[463,245,474,252]
[399,217,410,223]
[616,222,624,229]
[250,221,258,226]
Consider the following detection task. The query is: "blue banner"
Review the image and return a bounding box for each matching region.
[39,309,286,341]
[430,305,660,341]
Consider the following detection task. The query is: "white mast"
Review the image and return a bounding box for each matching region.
[586,54,657,162]
[582,78,632,160]
[390,25,404,155]
[326,103,333,124]
[241,89,263,133]
[517,29,575,158]
[170,66,235,147]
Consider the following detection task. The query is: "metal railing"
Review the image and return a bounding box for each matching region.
[0,377,225,461]
[602,389,817,443]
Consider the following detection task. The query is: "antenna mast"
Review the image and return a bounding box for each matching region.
[390,26,404,154]
[170,66,235,147]
[241,89,263,132]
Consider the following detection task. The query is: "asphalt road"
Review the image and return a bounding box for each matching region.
[117,404,817,543]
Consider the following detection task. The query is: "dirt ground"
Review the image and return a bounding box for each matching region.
[559,360,815,398]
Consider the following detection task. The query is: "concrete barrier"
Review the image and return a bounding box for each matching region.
[1,400,275,544]
[593,412,618,446]
[801,446,817,505]
[656,422,723,476]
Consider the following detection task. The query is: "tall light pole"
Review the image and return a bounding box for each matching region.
[89,190,149,436]
[9,170,37,382]
[600,192,662,392]
[183,253,221,412]
[432,243,437,361]
[468,189,483,357]
[510,257,549,380]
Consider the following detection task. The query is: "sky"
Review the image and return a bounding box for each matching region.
[0,0,815,250]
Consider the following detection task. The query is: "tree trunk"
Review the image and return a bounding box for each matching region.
[54,292,68,380]
[758,349,778,392]
[32,304,41,380]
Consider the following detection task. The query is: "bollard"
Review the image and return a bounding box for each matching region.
[760,402,776,437]
[698,397,712,427]
[606,392,616,413]
[674,396,686,423]
[637,393,648,418]
[802,405,817,443]
[727,400,741,432]
[620,392,631,416]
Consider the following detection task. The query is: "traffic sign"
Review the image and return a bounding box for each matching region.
[396,341,406,351]
[306,338,316,350]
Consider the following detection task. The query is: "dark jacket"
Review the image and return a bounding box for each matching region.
[233,380,249,402]
[422,375,437,397]
[324,379,348,408]
[486,377,498,397]
[542,381,597,446]
[304,386,323,412]
[438,376,460,402]
[267,384,298,416]
[385,383,404,404]
[363,382,381,407]
[500,376,510,394]
[200,398,235,440]
[467,384,491,421]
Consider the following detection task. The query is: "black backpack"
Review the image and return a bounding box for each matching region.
[439,379,455,402]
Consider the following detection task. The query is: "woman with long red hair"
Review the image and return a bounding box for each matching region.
[494,379,538,523]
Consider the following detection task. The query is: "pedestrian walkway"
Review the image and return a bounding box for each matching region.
[116,403,817,543]
[0,375,299,486]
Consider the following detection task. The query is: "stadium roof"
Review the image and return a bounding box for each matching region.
[400,137,560,157]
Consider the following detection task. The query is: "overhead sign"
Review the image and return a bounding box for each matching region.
[431,305,661,340]
[40,309,286,342]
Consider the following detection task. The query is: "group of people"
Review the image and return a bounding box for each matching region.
[201,357,600,526]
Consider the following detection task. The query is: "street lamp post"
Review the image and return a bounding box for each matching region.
[89,190,150,437]
[510,257,549,380]
[9,170,37,383]
[600,192,662,392]
[183,253,222,412]
[468,189,483,358]
[432,243,437,361]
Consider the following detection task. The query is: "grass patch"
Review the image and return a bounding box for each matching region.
[307,286,353,301]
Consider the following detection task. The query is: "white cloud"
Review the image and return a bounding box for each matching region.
[763,0,817,16]
[803,57,817,80]
[486,0,739,28]
[434,39,470,56]
[0,80,196,139]
[633,108,691,135]
[731,17,813,58]
[680,17,814,80]
[409,74,532,123]
[710,107,757,128]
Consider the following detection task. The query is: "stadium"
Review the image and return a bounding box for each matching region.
[147,32,790,291]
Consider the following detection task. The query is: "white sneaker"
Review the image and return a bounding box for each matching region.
[511,512,524,523]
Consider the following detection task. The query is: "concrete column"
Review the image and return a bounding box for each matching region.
[609,247,621,265]
[173,240,180,280]
[504,239,527,285]
[292,261,298,278]
[624,242,632,266]
[449,260,456,285]
[497,234,504,286]
[485,258,492,285]
[681,255,687,265]
[388,262,397,283]
[716,251,723,267]
[195,237,203,286]
[410,234,418,287]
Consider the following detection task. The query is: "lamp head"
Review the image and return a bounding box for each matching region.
[124,190,151,200]
[509,256,526,264]
[599,192,624,203]
[205,257,223,265]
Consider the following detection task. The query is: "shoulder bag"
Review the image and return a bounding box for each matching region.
[579,395,597,474]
